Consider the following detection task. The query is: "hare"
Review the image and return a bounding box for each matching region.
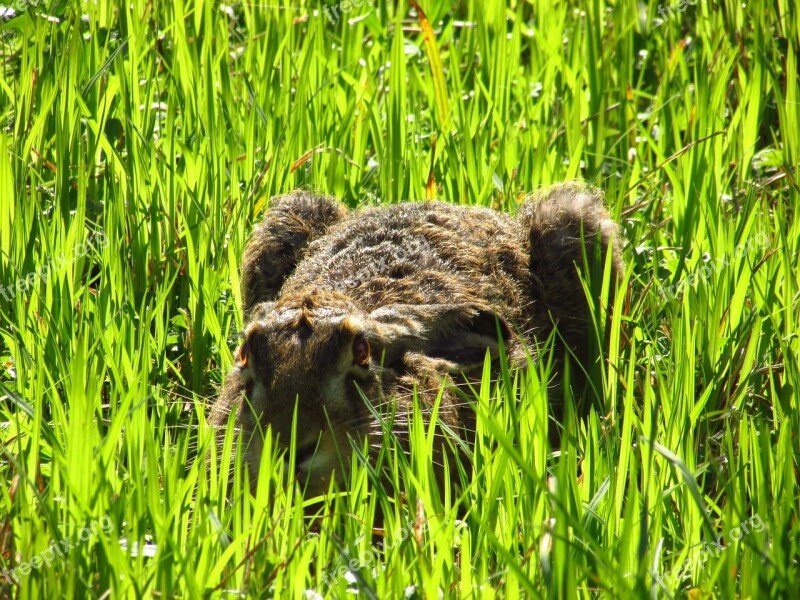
[209,184,623,496]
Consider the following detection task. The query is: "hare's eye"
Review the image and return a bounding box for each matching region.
[236,341,249,368]
[352,335,370,367]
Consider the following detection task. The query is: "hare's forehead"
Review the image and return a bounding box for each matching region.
[265,306,367,337]
[275,306,348,321]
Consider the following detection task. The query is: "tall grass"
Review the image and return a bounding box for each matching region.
[1,0,797,597]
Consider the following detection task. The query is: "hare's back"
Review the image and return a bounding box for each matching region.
[281,202,530,315]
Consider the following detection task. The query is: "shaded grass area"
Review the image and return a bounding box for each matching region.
[0,0,798,597]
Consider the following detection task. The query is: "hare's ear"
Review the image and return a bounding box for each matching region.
[367,304,511,367]
[241,192,347,317]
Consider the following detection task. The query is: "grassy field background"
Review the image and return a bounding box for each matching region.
[1,0,798,597]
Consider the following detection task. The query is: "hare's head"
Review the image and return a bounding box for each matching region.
[215,288,513,497]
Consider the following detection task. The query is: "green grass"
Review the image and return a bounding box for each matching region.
[1,0,798,597]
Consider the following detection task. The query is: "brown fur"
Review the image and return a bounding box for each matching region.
[209,184,623,496]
